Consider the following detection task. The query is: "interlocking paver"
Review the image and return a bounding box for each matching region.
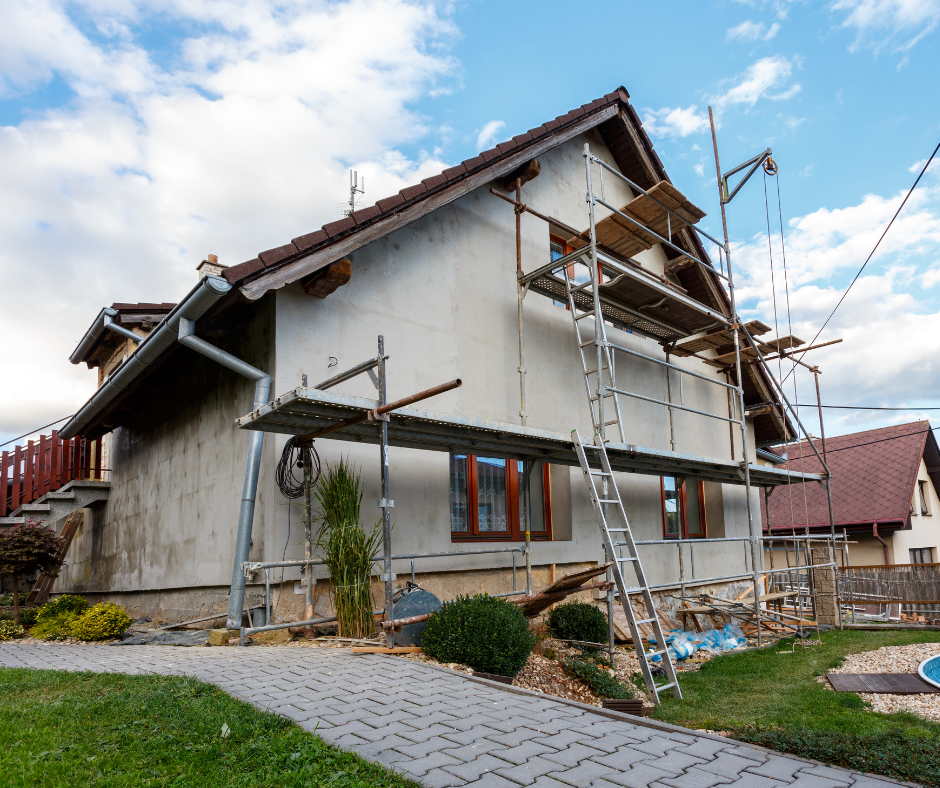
[497,741,558,765]
[495,756,566,785]
[659,767,735,788]
[542,743,607,768]
[743,756,805,783]
[0,644,901,788]
[699,754,768,779]
[791,767,852,786]
[443,753,516,782]
[603,762,679,788]
[546,759,617,788]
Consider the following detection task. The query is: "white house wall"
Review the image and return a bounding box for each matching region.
[891,457,940,564]
[272,128,761,590]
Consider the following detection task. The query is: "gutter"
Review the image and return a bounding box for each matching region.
[60,275,232,439]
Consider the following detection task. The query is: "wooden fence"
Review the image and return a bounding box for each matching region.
[0,432,102,517]
[839,563,940,620]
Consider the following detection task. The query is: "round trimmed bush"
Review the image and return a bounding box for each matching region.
[68,602,133,641]
[421,594,535,677]
[547,601,608,643]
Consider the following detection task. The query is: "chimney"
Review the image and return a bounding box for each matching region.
[197,254,228,280]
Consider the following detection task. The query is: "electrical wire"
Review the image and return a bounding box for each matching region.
[795,404,940,410]
[781,139,940,385]
[1,415,73,448]
[275,436,321,499]
[782,425,940,459]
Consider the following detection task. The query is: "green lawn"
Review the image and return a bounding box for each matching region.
[651,629,940,785]
[0,668,420,788]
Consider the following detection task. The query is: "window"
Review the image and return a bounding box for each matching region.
[550,234,603,310]
[910,547,934,564]
[661,476,706,539]
[450,455,552,540]
[919,480,931,516]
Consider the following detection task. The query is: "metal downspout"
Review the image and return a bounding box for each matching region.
[873,523,891,566]
[178,317,271,631]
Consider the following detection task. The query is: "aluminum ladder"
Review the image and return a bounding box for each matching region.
[562,256,626,443]
[572,429,682,704]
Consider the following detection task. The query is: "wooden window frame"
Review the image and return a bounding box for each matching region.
[451,455,553,542]
[660,476,707,540]
[550,234,602,302]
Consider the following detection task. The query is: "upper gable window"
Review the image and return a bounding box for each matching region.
[920,480,931,516]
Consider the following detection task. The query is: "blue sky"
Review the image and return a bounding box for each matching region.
[1,0,939,448]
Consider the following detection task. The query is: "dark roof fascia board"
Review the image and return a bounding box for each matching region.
[922,427,940,495]
[237,104,619,300]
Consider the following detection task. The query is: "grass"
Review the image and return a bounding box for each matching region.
[650,629,940,785]
[0,668,420,788]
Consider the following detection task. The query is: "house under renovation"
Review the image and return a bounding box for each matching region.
[2,87,835,699]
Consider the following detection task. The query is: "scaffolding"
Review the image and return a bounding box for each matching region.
[236,119,840,703]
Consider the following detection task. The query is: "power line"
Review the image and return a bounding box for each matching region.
[784,426,939,458]
[795,404,940,411]
[781,138,940,385]
[0,416,73,449]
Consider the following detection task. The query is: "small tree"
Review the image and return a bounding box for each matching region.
[0,524,61,625]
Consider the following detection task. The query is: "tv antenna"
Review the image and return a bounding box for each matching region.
[342,170,365,217]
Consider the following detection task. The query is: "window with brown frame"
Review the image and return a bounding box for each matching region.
[661,476,706,539]
[450,454,552,541]
[911,547,934,564]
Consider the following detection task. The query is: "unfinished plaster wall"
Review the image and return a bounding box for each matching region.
[271,128,759,594]
[54,297,277,603]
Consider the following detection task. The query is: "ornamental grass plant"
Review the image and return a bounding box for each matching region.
[31,595,90,641]
[314,459,382,639]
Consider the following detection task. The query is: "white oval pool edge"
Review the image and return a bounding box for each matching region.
[917,655,940,689]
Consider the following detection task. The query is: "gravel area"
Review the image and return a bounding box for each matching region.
[826,642,940,723]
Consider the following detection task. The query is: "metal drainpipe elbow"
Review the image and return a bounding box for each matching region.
[872,523,891,566]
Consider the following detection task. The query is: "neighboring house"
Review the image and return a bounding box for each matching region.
[762,421,940,566]
[13,87,811,624]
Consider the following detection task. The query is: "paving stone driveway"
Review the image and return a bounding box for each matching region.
[0,644,911,788]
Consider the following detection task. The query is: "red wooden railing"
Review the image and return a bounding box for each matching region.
[0,432,103,517]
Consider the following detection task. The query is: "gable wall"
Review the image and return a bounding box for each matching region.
[272,129,759,588]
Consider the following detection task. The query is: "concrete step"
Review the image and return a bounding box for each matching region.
[10,479,110,522]
[0,517,26,526]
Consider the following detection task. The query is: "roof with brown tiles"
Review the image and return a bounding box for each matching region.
[222,89,635,290]
[762,421,937,532]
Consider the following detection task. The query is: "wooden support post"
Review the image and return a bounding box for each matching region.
[12,446,22,510]
[0,451,9,516]
[24,440,34,505]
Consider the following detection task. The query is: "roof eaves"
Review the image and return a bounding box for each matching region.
[233,95,625,300]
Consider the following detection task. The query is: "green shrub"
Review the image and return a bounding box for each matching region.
[422,594,535,677]
[68,602,133,641]
[31,614,77,641]
[0,593,27,606]
[563,654,634,699]
[734,727,940,788]
[0,620,25,641]
[36,594,89,622]
[18,607,38,626]
[547,601,609,643]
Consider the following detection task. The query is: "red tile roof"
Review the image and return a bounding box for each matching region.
[222,88,634,290]
[762,421,933,531]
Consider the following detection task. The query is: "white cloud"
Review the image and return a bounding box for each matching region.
[475,120,505,151]
[713,55,802,110]
[0,0,459,440]
[726,20,782,41]
[832,0,940,52]
[642,105,710,139]
[731,181,940,436]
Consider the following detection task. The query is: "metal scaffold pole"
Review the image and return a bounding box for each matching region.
[709,107,764,646]
[377,335,395,648]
